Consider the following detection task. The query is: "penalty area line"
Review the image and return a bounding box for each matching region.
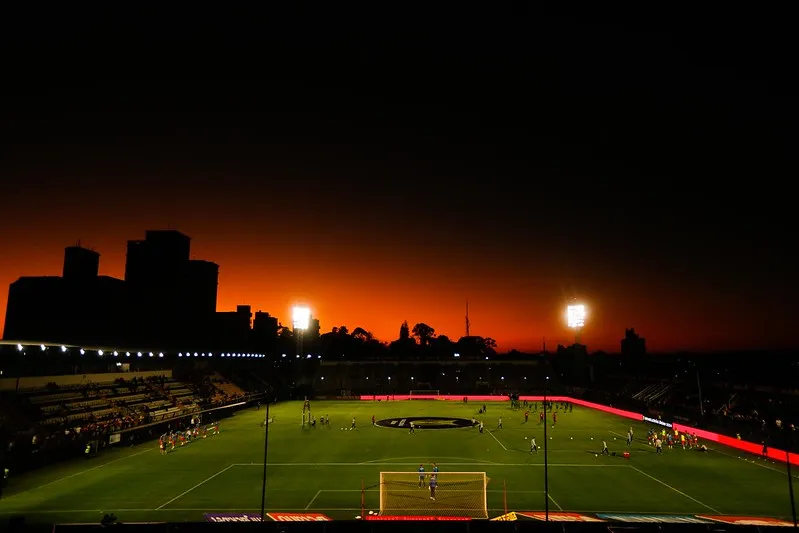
[548,493,564,511]
[305,490,322,510]
[156,464,237,510]
[485,429,508,451]
[232,462,625,467]
[629,465,720,514]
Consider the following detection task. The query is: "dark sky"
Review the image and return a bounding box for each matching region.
[1,11,794,352]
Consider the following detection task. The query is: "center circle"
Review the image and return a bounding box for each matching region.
[375,416,476,430]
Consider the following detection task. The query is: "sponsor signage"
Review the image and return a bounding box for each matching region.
[519,512,604,522]
[698,515,796,527]
[375,416,475,430]
[642,416,673,428]
[491,512,518,521]
[205,513,263,523]
[365,515,471,521]
[267,513,332,522]
[597,514,710,524]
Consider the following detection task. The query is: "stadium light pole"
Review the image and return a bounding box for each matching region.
[260,398,270,520]
[784,428,797,528]
[566,303,586,345]
[543,375,550,522]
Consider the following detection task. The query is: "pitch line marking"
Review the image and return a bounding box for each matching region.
[305,490,322,510]
[318,489,545,493]
[548,493,564,511]
[486,429,509,451]
[156,464,236,510]
[707,445,799,479]
[233,462,625,467]
[360,456,497,464]
[629,466,720,514]
[3,447,153,500]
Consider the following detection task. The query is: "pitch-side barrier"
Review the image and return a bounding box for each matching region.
[358,394,799,466]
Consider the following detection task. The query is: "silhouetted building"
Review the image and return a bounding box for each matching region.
[216,305,252,347]
[4,247,125,346]
[123,230,219,347]
[621,328,647,356]
[253,311,279,342]
[7,230,225,349]
[63,245,99,282]
[307,316,321,339]
[186,260,219,316]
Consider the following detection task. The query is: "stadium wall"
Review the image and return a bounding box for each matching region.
[0,369,173,391]
[358,394,799,466]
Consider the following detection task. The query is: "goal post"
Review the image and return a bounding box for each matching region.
[409,390,440,398]
[378,471,488,518]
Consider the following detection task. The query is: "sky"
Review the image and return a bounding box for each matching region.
[0,12,794,353]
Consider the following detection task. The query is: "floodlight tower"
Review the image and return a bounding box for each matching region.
[292,306,311,357]
[566,303,586,345]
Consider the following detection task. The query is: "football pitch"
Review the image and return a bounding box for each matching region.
[0,400,796,523]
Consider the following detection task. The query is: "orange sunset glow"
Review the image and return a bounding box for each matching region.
[0,214,791,354]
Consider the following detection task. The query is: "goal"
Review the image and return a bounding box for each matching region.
[409,390,440,398]
[377,471,488,518]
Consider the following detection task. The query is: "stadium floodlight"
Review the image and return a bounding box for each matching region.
[98,350,103,356]
[566,304,586,328]
[40,344,46,351]
[17,344,23,351]
[61,346,67,352]
[292,306,311,330]
[113,351,118,356]
[566,303,586,345]
[80,349,85,355]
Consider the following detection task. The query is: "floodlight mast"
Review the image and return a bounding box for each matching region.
[292,306,311,357]
[566,304,586,345]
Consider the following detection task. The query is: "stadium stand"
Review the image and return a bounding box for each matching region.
[0,365,261,475]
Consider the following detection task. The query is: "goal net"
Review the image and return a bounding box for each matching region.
[378,471,488,518]
[409,390,440,398]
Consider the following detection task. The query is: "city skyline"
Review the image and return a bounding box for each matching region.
[0,227,792,354]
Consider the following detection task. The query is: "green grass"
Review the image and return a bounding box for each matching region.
[0,400,797,523]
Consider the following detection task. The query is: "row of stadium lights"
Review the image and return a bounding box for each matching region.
[17,344,164,358]
[14,344,322,361]
[179,352,265,358]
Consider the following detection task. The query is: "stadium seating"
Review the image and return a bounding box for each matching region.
[0,369,255,474]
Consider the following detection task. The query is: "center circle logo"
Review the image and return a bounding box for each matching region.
[375,416,475,430]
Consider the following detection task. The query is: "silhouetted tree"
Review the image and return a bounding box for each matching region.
[352,327,373,343]
[399,321,410,341]
[433,335,455,359]
[278,325,293,339]
[412,323,436,346]
[456,336,495,358]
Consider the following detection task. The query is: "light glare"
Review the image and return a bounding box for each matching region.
[567,304,586,328]
[292,306,311,330]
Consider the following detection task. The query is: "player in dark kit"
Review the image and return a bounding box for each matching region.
[429,475,437,500]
